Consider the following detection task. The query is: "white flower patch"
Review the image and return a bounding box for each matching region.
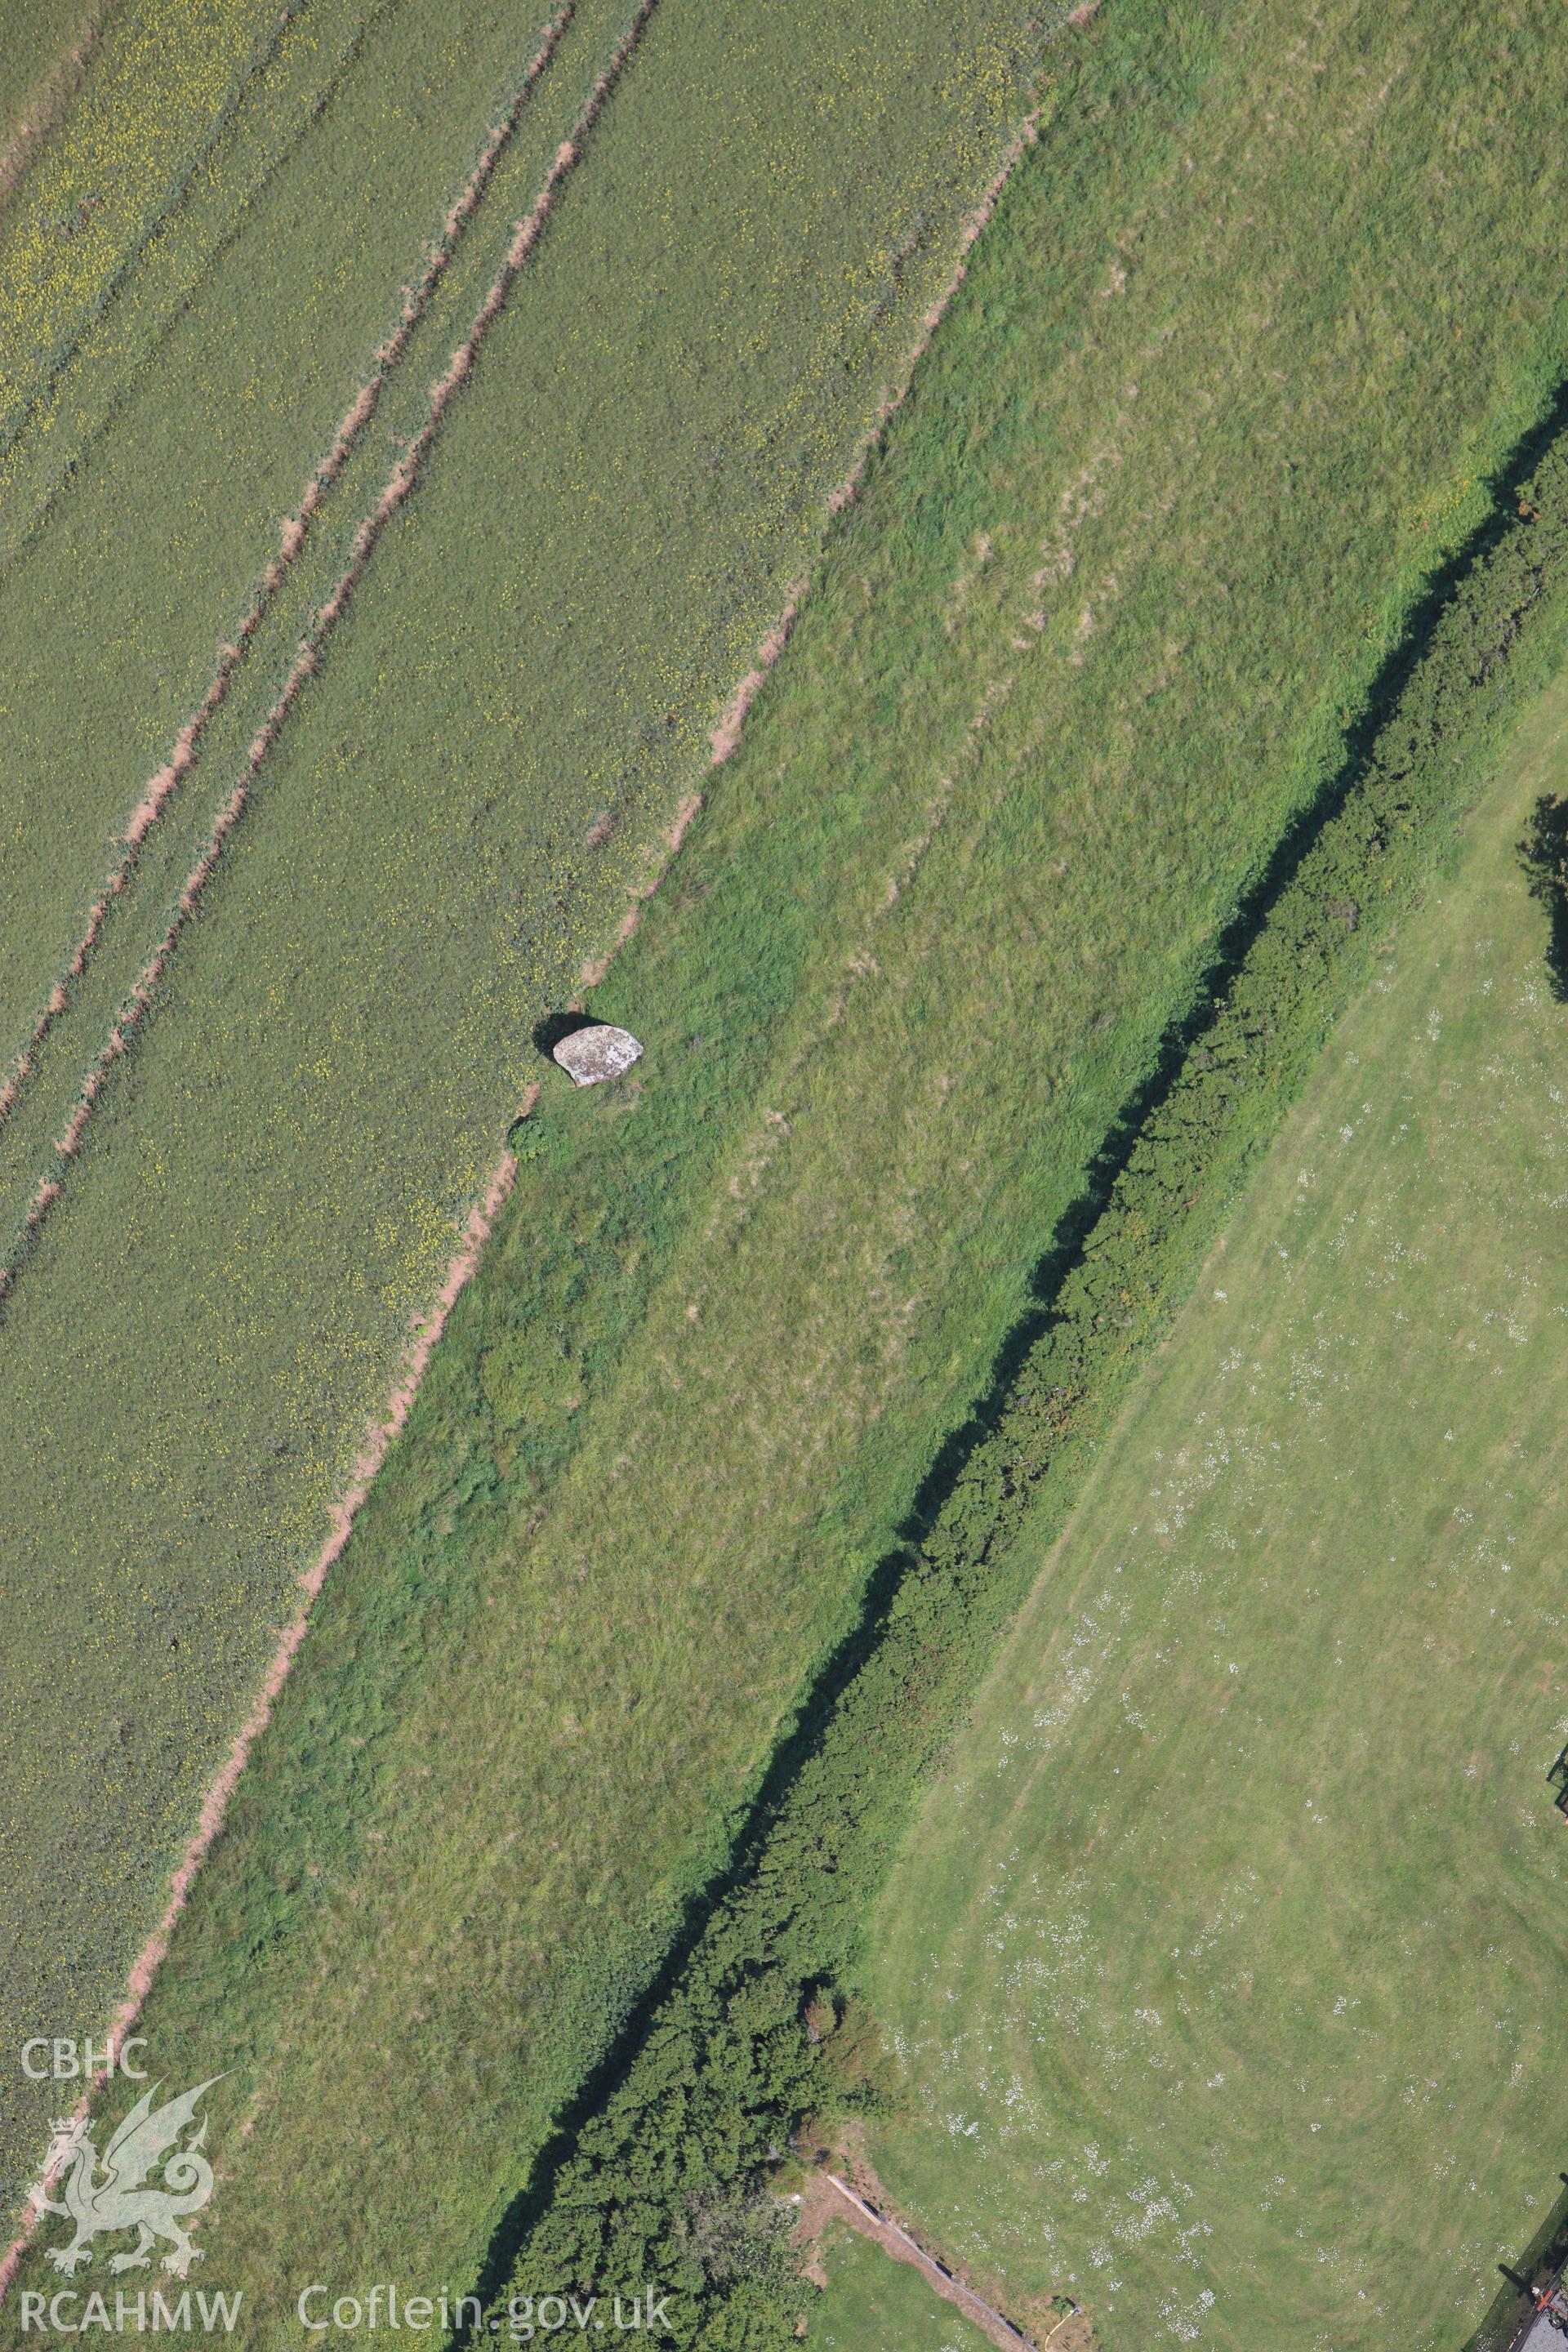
[1157,2285,1217,2342]
[1114,2187,1179,2245]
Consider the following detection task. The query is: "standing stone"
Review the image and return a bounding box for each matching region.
[553,1024,643,1087]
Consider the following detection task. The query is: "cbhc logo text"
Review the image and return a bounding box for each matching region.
[21,2040,149,2081]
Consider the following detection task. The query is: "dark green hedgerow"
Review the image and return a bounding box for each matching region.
[491,437,1568,2348]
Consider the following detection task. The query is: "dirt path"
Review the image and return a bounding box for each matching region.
[800,2163,1090,2352]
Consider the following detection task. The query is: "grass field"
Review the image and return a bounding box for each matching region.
[866,660,1568,2350]
[3,0,1568,2338]
[0,0,282,434]
[813,2221,996,2352]
[0,0,623,1041]
[0,0,1062,2248]
[0,0,96,135]
[7,0,1568,2328]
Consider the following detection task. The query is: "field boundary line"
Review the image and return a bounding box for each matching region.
[0,1,579,1141]
[822,2172,1043,2352]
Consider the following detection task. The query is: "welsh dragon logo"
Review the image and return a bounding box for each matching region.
[29,2077,224,2279]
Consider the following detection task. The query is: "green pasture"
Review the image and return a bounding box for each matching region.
[867,663,1568,2350]
[812,2221,996,2352]
[0,0,1058,2258]
[4,0,1568,2335]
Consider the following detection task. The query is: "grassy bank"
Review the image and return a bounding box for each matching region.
[6,0,1567,2336]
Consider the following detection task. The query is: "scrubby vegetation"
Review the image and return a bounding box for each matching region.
[1518,790,1568,996]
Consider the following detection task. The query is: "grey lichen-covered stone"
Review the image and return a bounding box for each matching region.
[554,1024,644,1087]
